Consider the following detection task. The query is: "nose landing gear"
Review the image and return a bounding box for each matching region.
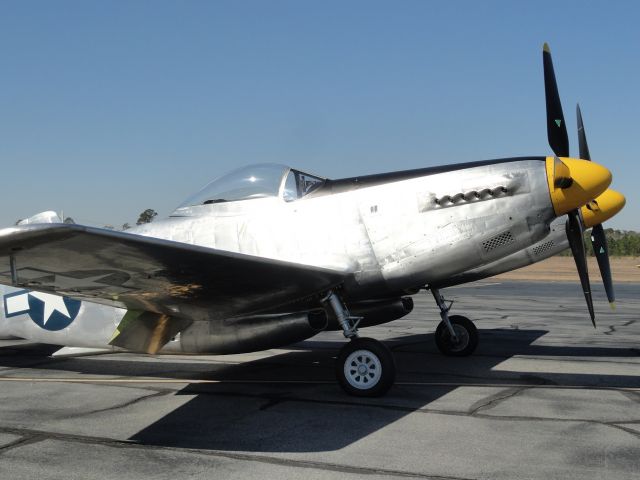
[435,314,478,356]
[430,287,478,356]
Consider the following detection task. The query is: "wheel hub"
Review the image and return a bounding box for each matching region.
[344,349,382,390]
[449,325,469,351]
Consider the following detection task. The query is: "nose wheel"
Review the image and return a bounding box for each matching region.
[336,337,396,397]
[435,315,478,356]
[429,287,479,357]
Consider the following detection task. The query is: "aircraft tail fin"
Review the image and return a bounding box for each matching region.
[17,211,62,225]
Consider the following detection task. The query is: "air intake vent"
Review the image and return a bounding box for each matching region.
[532,240,555,256]
[482,231,515,252]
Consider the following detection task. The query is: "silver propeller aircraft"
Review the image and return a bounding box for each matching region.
[0,45,625,396]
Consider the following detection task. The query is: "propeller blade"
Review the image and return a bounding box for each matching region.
[566,212,596,327]
[577,104,615,308]
[543,43,569,158]
[576,104,591,161]
[591,224,615,307]
[553,156,573,188]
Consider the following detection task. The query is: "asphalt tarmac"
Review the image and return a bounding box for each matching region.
[0,281,638,480]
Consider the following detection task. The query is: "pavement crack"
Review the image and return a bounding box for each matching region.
[0,426,474,479]
[618,389,640,404]
[258,397,287,411]
[468,387,524,415]
[470,413,640,440]
[0,434,45,454]
[176,449,475,480]
[605,423,640,440]
[68,390,171,418]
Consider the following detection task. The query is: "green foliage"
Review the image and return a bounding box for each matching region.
[600,228,640,256]
[560,228,640,256]
[136,209,157,225]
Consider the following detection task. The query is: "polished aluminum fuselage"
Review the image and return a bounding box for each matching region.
[0,158,560,354]
[439,216,569,287]
[134,158,555,297]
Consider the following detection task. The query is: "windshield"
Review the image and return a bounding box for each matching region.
[282,170,325,202]
[176,163,326,209]
[177,164,290,207]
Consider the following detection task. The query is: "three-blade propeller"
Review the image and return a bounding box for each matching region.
[543,43,618,327]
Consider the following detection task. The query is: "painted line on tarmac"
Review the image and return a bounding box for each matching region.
[0,377,317,384]
[448,282,502,289]
[0,376,638,391]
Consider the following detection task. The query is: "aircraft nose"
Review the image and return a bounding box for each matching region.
[545,156,612,216]
[581,189,626,228]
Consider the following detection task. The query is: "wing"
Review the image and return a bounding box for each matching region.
[0,224,349,321]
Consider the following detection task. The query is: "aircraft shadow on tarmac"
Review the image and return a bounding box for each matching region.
[1,328,639,452]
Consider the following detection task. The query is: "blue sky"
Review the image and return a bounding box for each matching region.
[1,1,638,230]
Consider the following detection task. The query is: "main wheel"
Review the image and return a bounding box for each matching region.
[336,337,396,397]
[435,315,478,357]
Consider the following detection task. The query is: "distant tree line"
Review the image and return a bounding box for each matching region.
[559,229,640,257]
[136,209,157,225]
[113,209,157,230]
[600,229,640,256]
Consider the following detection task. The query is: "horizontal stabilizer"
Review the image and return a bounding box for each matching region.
[51,347,114,357]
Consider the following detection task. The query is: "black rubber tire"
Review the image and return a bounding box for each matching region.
[336,337,396,397]
[435,315,478,357]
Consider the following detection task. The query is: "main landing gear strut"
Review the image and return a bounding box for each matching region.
[322,291,396,397]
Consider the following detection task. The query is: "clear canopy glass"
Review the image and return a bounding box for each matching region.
[177,163,325,208]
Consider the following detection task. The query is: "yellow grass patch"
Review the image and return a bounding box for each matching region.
[493,256,640,283]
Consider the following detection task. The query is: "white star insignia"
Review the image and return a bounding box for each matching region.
[29,292,71,326]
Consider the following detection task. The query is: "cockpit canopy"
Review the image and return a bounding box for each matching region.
[176,163,325,209]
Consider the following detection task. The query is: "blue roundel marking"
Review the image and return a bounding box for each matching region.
[27,295,82,331]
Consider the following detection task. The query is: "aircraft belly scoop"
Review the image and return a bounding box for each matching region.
[0,224,349,326]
